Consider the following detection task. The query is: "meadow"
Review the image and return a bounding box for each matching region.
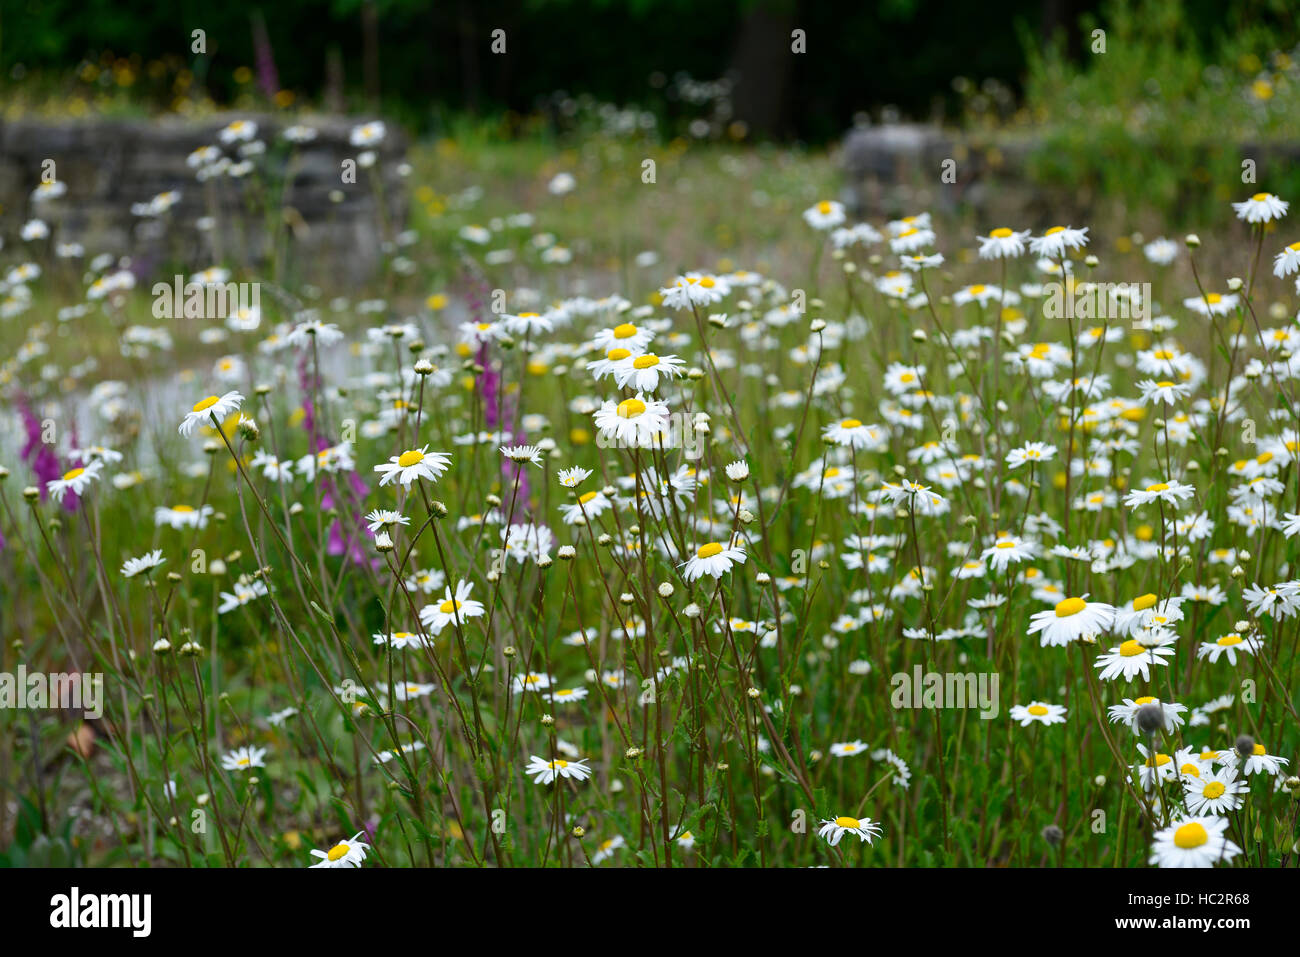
[1,112,1298,870]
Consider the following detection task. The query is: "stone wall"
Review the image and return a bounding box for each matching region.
[0,113,408,285]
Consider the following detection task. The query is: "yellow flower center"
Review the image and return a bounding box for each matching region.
[817,201,832,214]
[1253,744,1266,756]
[697,542,724,559]
[1054,597,1086,617]
[1181,763,1201,777]
[326,843,350,861]
[1132,593,1158,611]
[617,398,646,419]
[1173,822,1208,849]
[1146,753,1171,767]
[1134,696,1157,705]
[840,418,862,429]
[1204,294,1221,304]
[439,599,462,614]
[996,541,1015,549]
[397,450,424,467]
[990,227,1014,238]
[1045,226,1065,235]
[1202,782,1226,799]
[1146,483,1169,492]
[1119,639,1145,657]
[547,759,569,769]
[633,355,660,369]
[62,468,85,481]
[173,505,194,512]
[579,491,598,504]
[613,323,638,339]
[1217,634,1242,646]
[1027,705,1048,716]
[192,395,220,412]
[833,816,860,828]
[969,284,987,294]
[607,348,631,361]
[1252,192,1270,201]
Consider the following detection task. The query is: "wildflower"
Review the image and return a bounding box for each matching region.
[1149,816,1242,868]
[374,447,452,487]
[525,755,592,785]
[1232,192,1288,224]
[309,832,370,868]
[121,550,166,579]
[179,391,244,436]
[817,816,883,846]
[977,227,1031,259]
[1009,702,1067,727]
[419,580,485,634]
[681,537,747,582]
[221,746,267,772]
[1027,596,1116,647]
[46,461,102,502]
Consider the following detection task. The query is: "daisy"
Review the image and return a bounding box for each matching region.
[513,672,554,694]
[1149,816,1242,868]
[829,740,867,758]
[1123,480,1195,509]
[612,352,686,392]
[501,444,544,468]
[681,537,747,582]
[419,580,485,634]
[179,391,244,436]
[1029,225,1089,258]
[374,447,452,487]
[592,393,671,447]
[525,755,592,785]
[1027,596,1116,647]
[1183,291,1238,317]
[557,466,592,488]
[822,417,876,449]
[977,227,1031,259]
[46,461,103,502]
[548,687,588,705]
[121,550,166,579]
[817,815,883,846]
[982,536,1037,572]
[1273,241,1300,278]
[1232,191,1288,224]
[1233,743,1289,776]
[1094,635,1176,682]
[1184,766,1247,816]
[1005,442,1056,469]
[1137,379,1191,405]
[221,745,267,772]
[308,832,370,868]
[218,579,269,614]
[952,283,1003,307]
[154,505,214,529]
[1107,697,1187,735]
[803,200,846,231]
[1196,632,1263,665]
[1009,702,1067,726]
[559,489,612,524]
[364,509,409,533]
[592,835,626,864]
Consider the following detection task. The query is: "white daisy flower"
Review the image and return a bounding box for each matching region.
[179,391,244,436]
[817,815,883,846]
[1149,816,1241,868]
[374,447,452,487]
[308,831,370,868]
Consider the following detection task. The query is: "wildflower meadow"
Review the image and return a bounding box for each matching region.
[0,3,1297,919]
